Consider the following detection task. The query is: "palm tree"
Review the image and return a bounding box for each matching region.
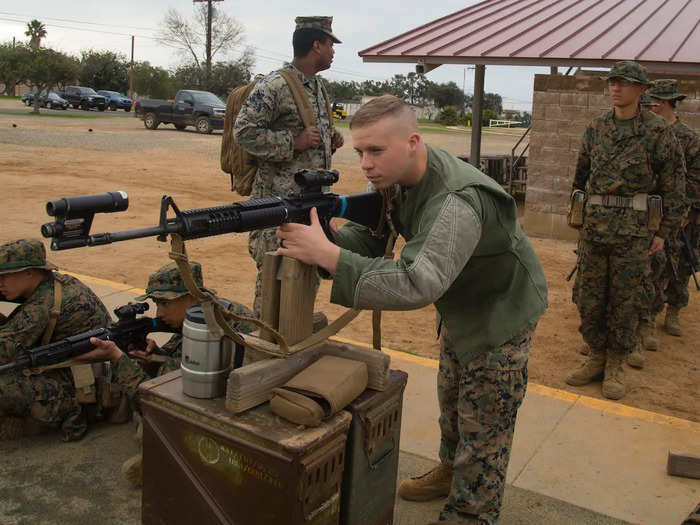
[25,19,47,50]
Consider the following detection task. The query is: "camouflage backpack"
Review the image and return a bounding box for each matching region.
[220,70,332,196]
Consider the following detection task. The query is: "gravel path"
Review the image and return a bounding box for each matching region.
[0,113,223,154]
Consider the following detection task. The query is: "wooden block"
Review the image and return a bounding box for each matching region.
[667,450,700,479]
[260,252,281,343]
[278,257,315,345]
[225,339,392,414]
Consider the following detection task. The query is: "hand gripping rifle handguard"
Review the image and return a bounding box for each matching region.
[0,303,175,374]
[40,169,383,250]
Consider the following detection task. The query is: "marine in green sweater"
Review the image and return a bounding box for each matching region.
[277,95,547,525]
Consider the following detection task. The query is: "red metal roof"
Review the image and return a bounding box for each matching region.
[359,0,700,73]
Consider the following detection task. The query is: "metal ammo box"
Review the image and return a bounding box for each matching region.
[340,370,408,525]
[140,370,352,525]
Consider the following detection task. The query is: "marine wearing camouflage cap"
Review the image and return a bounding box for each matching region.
[639,94,659,107]
[0,239,57,275]
[134,261,213,301]
[295,16,341,43]
[601,60,650,85]
[648,79,687,101]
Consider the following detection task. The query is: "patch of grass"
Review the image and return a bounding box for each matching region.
[0,95,20,100]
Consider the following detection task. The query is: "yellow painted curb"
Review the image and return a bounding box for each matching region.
[67,270,700,434]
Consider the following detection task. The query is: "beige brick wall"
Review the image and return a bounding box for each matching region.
[523,72,700,240]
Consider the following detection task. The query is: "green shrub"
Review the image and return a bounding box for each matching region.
[437,106,458,126]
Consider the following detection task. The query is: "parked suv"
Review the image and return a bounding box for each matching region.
[97,90,133,111]
[60,86,107,111]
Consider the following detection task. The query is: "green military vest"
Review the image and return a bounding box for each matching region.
[414,146,548,364]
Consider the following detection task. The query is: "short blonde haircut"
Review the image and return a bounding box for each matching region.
[350,95,417,130]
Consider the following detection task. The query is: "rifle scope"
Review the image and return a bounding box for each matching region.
[295,169,339,189]
[46,191,129,217]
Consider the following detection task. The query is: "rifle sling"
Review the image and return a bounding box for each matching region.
[41,278,63,346]
[168,235,360,358]
[371,188,398,350]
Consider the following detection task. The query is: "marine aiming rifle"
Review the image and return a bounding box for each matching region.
[680,228,700,291]
[40,169,383,251]
[0,303,175,374]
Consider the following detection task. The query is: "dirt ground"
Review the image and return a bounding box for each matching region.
[0,105,697,423]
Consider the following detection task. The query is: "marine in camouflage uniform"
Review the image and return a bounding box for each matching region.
[234,16,343,315]
[106,261,254,413]
[645,80,700,338]
[565,62,686,398]
[278,96,548,525]
[0,239,110,441]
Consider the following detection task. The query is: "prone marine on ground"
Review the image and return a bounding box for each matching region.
[276,95,548,525]
[566,61,686,398]
[233,15,345,315]
[0,238,110,441]
[75,260,255,486]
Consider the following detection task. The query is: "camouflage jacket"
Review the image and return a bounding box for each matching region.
[112,302,255,411]
[573,109,686,240]
[233,63,334,199]
[0,273,110,364]
[671,118,700,213]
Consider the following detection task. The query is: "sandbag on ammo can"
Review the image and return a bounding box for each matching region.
[270,356,369,427]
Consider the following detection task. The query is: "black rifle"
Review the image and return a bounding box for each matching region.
[680,228,700,291]
[40,169,383,251]
[0,303,175,374]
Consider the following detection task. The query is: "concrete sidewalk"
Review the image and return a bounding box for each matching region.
[1,272,698,525]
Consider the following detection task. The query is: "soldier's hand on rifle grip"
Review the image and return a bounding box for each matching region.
[74,338,123,364]
[129,338,158,362]
[293,127,321,151]
[648,235,665,255]
[276,207,340,274]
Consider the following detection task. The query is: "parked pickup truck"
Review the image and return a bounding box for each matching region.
[134,90,226,134]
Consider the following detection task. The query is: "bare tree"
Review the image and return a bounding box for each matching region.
[158,5,245,69]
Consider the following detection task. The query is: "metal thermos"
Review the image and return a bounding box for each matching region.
[181,300,233,399]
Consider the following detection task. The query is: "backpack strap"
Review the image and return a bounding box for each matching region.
[41,278,63,345]
[278,69,316,129]
[319,80,334,132]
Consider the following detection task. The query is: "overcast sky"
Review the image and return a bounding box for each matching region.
[0,0,557,110]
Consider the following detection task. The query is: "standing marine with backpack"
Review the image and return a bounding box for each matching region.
[232,16,345,315]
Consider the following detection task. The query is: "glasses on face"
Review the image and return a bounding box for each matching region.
[607,78,637,88]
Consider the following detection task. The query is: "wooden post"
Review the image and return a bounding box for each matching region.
[260,252,282,343]
[278,257,315,345]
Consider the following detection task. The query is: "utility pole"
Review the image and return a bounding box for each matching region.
[194,0,224,89]
[129,35,135,100]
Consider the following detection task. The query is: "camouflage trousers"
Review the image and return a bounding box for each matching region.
[0,368,86,441]
[437,325,534,524]
[249,228,319,317]
[576,237,649,355]
[665,222,699,309]
[641,250,668,323]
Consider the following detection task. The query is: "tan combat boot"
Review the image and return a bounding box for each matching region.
[602,354,626,400]
[565,348,606,386]
[627,344,644,369]
[664,305,683,337]
[398,462,453,501]
[122,453,143,488]
[639,319,659,351]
